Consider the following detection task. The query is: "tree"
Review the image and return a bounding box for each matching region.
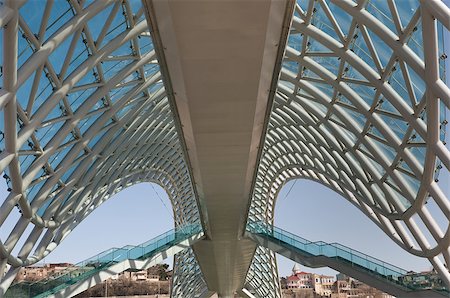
[147,264,170,280]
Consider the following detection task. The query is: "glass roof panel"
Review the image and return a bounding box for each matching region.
[251,0,448,228]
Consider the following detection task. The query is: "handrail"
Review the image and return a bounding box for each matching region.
[6,223,203,298]
[246,221,449,294]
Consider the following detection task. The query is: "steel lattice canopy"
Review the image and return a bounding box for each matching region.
[0,0,449,297]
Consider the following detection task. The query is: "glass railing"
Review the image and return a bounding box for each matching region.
[6,223,202,298]
[246,221,449,294]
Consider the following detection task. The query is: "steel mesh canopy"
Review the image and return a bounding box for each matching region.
[0,0,206,295]
[0,0,449,297]
[247,0,450,294]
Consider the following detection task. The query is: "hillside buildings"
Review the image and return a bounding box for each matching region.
[332,273,393,298]
[14,263,170,283]
[15,263,74,282]
[287,263,334,296]
[284,264,393,298]
[13,262,446,297]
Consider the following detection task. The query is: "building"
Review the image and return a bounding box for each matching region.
[0,0,449,297]
[15,266,48,282]
[284,266,395,298]
[14,263,167,284]
[286,263,334,296]
[331,274,394,298]
[286,264,315,289]
[312,274,334,296]
[116,269,163,282]
[119,270,148,281]
[14,263,75,282]
[45,263,74,277]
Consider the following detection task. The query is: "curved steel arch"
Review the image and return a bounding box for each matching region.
[0,0,449,297]
[247,0,450,288]
[0,0,206,295]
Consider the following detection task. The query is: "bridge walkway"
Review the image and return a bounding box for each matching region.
[245,222,449,298]
[6,224,204,298]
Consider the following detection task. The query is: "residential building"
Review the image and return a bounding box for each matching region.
[312,274,334,296]
[331,274,394,298]
[287,264,315,289]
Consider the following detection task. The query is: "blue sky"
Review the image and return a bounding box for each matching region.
[274,179,446,277]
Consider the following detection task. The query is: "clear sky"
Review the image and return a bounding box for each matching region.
[0,0,449,288]
[26,183,176,268]
[274,178,448,277]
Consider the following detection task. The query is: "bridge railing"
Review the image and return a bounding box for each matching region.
[246,221,449,293]
[6,223,203,298]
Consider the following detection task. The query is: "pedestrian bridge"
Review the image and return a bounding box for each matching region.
[245,222,449,298]
[4,224,449,298]
[5,225,204,298]
[0,0,449,297]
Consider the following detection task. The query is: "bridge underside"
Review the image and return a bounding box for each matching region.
[0,0,449,297]
[144,0,291,295]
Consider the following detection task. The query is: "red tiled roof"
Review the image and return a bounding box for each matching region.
[287,275,300,281]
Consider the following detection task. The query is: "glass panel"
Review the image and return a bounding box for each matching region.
[246,222,449,293]
[6,224,203,297]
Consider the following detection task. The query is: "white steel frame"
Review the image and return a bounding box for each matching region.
[248,0,450,289]
[0,0,449,297]
[0,0,206,296]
